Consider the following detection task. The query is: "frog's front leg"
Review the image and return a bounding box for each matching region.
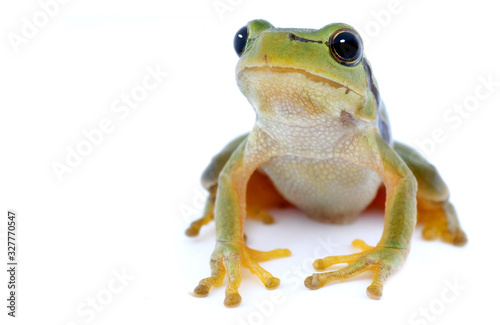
[192,136,291,307]
[305,133,417,299]
[185,134,246,237]
[185,134,280,237]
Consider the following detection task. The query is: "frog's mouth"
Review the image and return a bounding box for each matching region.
[237,66,362,97]
[236,65,366,127]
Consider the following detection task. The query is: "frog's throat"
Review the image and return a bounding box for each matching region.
[237,67,362,97]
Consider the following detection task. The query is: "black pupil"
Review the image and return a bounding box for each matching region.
[234,26,248,56]
[332,32,360,61]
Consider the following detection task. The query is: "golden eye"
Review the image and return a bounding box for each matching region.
[328,29,363,66]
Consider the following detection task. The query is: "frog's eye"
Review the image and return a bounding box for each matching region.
[234,26,249,56]
[328,29,363,66]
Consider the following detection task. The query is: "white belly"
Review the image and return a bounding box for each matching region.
[260,155,382,224]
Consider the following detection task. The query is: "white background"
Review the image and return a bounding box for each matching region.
[1,1,499,324]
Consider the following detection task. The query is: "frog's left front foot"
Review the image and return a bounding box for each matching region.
[304,240,407,299]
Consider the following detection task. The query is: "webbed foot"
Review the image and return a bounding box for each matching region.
[418,201,467,246]
[193,241,291,307]
[304,240,407,299]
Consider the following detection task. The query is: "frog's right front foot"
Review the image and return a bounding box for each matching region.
[192,241,291,307]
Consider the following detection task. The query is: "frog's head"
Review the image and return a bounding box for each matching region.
[235,20,378,126]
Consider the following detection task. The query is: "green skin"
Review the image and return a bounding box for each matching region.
[189,20,467,308]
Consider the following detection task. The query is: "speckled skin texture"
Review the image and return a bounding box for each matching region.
[187,19,468,308]
[239,68,381,223]
[260,156,381,223]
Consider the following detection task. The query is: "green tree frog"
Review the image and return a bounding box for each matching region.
[186,19,467,307]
